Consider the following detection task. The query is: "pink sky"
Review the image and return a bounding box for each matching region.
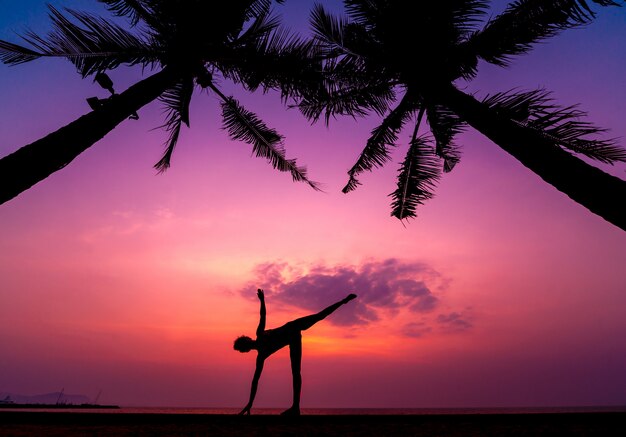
[1,1,625,408]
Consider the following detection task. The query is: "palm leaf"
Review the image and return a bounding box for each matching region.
[390,135,441,220]
[305,4,397,123]
[311,3,385,60]
[321,47,390,88]
[466,0,622,67]
[310,3,352,54]
[18,5,154,76]
[449,1,491,38]
[343,92,416,193]
[299,80,395,124]
[344,0,385,29]
[298,45,396,123]
[483,89,626,164]
[154,76,195,172]
[226,24,312,83]
[0,40,44,65]
[97,0,152,26]
[426,104,464,172]
[309,5,393,115]
[244,0,285,20]
[224,24,325,103]
[235,10,281,46]
[220,96,320,190]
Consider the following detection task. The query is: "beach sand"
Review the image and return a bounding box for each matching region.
[1,411,625,436]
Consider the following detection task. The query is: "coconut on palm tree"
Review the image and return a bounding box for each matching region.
[0,0,323,205]
[303,0,626,230]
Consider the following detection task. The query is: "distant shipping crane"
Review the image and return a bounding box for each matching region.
[94,389,102,405]
[56,388,64,405]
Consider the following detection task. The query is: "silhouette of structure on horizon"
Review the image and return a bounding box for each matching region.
[234,289,357,416]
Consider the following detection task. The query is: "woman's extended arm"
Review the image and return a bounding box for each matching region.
[256,289,266,336]
[239,356,264,415]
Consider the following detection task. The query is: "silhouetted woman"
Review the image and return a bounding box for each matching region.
[234,289,357,415]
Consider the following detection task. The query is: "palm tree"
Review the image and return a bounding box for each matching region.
[304,0,626,230]
[0,0,323,205]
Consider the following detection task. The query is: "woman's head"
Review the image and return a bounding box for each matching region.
[233,335,255,353]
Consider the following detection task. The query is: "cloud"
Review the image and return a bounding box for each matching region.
[436,312,473,333]
[402,321,433,338]
[247,258,443,327]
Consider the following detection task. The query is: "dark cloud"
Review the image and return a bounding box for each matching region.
[247,258,442,327]
[402,322,432,338]
[436,312,473,332]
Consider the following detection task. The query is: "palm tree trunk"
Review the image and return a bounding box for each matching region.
[438,85,626,232]
[0,67,177,205]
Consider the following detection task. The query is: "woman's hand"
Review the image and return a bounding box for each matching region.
[257,289,264,301]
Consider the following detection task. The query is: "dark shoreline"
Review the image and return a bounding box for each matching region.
[0,404,120,409]
[1,411,625,436]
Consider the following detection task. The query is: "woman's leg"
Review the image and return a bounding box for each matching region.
[290,294,356,331]
[281,337,302,416]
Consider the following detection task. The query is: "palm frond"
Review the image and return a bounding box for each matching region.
[220,96,320,190]
[390,135,441,220]
[343,92,416,193]
[235,10,281,46]
[309,5,390,91]
[426,104,464,172]
[311,4,383,61]
[449,1,491,38]
[310,3,351,54]
[154,76,195,172]
[298,48,395,122]
[344,0,385,29]
[299,80,395,124]
[97,0,152,26]
[19,5,154,76]
[321,47,388,88]
[224,25,324,103]
[483,89,626,164]
[244,0,285,20]
[466,0,622,66]
[0,40,44,65]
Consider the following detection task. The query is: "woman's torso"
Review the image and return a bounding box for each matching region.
[256,321,301,357]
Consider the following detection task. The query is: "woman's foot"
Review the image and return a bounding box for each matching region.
[280,406,300,416]
[343,294,357,304]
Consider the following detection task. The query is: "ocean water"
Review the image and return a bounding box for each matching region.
[3,406,626,415]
